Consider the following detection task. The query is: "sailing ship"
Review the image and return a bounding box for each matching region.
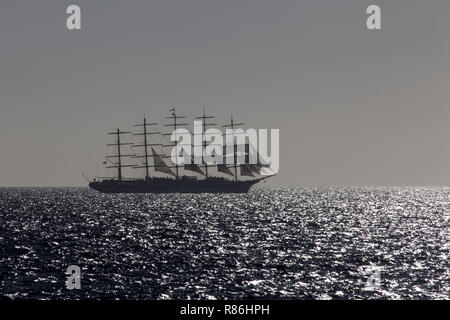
[88,109,275,193]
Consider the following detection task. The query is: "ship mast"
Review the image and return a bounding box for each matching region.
[164,108,187,179]
[223,114,244,182]
[133,117,161,179]
[195,107,217,179]
[106,128,135,181]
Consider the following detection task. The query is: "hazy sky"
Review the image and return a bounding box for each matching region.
[1,0,450,187]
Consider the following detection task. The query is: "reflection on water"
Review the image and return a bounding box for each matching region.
[0,187,448,299]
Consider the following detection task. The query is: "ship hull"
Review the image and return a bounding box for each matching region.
[89,178,263,193]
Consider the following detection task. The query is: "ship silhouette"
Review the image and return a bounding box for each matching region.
[89,108,275,193]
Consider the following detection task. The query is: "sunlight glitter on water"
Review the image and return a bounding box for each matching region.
[0,187,448,299]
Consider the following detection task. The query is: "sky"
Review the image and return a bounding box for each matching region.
[1,0,450,187]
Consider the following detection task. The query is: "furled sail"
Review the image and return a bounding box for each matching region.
[217,164,234,176]
[232,143,250,163]
[239,143,267,175]
[246,143,270,167]
[240,165,255,177]
[221,145,234,164]
[181,148,205,175]
[151,148,175,176]
[247,164,262,175]
[247,143,273,175]
[216,145,234,176]
[184,163,205,175]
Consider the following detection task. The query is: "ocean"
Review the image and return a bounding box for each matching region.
[0,187,448,299]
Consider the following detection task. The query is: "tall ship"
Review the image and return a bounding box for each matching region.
[88,109,275,193]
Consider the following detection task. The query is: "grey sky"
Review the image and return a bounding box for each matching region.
[1,0,450,187]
